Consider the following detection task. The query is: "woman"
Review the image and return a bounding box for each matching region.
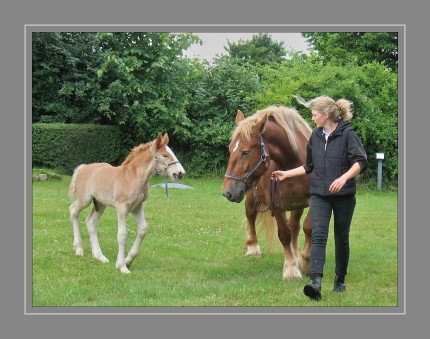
[272,96,367,301]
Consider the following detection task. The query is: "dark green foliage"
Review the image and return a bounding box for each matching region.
[32,124,122,174]
[31,32,399,186]
[225,33,287,65]
[302,32,398,72]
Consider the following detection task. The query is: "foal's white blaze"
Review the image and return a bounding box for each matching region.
[166,146,185,175]
[233,140,240,153]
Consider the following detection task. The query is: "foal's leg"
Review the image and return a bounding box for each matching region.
[115,204,131,274]
[69,200,85,256]
[244,193,261,256]
[125,205,148,268]
[85,203,109,263]
[299,210,311,276]
[274,211,302,280]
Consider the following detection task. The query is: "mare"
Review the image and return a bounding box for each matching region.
[222,106,312,280]
[68,133,185,274]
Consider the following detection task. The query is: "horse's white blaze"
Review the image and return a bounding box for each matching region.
[233,140,240,153]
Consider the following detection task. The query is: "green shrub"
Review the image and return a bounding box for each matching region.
[32,123,122,174]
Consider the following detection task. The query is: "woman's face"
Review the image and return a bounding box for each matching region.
[311,109,328,128]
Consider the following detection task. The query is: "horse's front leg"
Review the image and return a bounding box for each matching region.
[274,211,302,280]
[125,205,148,268]
[289,209,304,267]
[115,205,131,274]
[244,191,262,256]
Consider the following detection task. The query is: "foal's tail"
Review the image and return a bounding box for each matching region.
[68,164,85,200]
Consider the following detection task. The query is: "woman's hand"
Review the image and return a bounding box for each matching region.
[271,170,288,181]
[329,177,347,193]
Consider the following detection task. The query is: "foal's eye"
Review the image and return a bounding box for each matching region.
[241,151,250,158]
[161,154,168,158]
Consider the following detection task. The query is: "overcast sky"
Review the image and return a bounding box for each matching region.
[184,33,309,60]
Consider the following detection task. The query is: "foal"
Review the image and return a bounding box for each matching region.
[68,133,185,274]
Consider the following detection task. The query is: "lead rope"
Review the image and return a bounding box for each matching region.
[268,176,282,217]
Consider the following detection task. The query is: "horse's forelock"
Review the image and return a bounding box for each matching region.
[231,106,312,154]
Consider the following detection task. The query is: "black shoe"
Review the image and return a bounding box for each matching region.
[333,275,346,292]
[303,276,322,300]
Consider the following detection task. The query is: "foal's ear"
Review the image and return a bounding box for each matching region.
[236,110,245,124]
[162,133,169,146]
[155,134,163,149]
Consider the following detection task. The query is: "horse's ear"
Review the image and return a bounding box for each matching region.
[236,110,245,124]
[162,133,169,146]
[259,114,269,134]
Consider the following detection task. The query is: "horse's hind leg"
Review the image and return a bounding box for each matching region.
[274,211,302,280]
[85,202,109,263]
[69,201,85,256]
[299,210,311,276]
[244,193,262,256]
[125,205,148,268]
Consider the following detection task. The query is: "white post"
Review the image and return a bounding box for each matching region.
[376,152,385,190]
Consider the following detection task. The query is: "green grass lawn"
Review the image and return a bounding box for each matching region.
[31,172,399,309]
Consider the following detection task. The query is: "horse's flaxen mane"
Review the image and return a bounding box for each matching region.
[121,142,152,166]
[231,105,312,154]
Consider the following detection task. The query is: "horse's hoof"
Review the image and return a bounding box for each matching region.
[246,244,262,257]
[283,267,303,281]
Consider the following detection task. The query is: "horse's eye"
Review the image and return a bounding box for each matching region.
[161,154,168,158]
[241,151,250,158]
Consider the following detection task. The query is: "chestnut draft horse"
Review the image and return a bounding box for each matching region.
[222,106,312,280]
[68,133,185,274]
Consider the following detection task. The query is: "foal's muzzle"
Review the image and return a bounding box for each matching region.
[173,171,185,180]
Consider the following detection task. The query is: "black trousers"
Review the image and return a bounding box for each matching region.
[309,194,356,279]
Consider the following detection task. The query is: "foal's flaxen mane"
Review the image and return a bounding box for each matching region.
[121,142,152,166]
[231,105,312,154]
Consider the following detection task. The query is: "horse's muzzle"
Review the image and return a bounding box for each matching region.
[222,187,245,203]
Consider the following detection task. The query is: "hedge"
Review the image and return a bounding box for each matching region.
[32,123,122,174]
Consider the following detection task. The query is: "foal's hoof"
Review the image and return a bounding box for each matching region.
[95,255,109,263]
[119,266,131,274]
[75,248,84,257]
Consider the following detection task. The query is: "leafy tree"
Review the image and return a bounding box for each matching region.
[32,32,103,123]
[251,52,398,185]
[302,32,398,72]
[180,56,262,174]
[95,32,200,148]
[224,33,286,66]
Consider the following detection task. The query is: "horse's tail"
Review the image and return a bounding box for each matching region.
[256,208,278,252]
[68,164,86,200]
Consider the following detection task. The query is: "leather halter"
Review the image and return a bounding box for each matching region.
[149,145,181,198]
[224,134,269,189]
[149,146,180,176]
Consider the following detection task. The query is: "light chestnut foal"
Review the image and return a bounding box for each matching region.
[68,133,185,274]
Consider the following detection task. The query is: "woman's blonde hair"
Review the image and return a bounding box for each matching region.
[294,95,353,121]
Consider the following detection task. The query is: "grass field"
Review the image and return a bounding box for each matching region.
[31,171,399,309]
